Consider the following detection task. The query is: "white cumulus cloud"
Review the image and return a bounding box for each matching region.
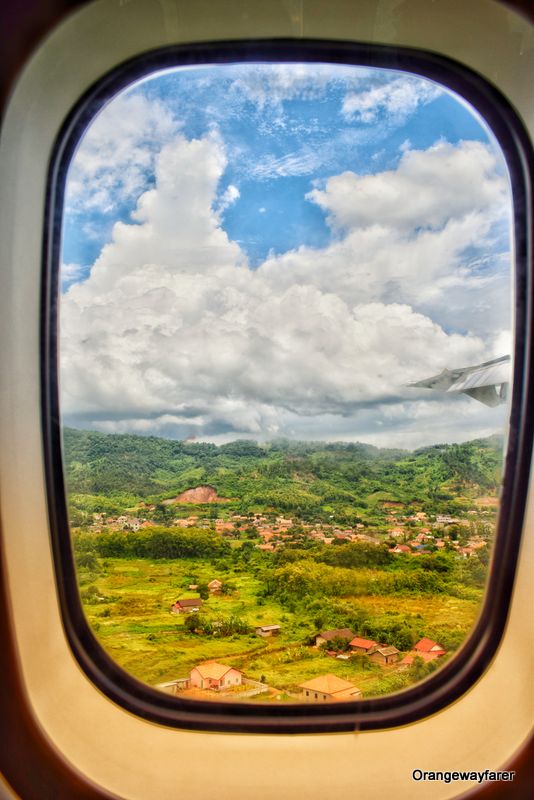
[61,134,511,447]
[216,184,240,213]
[306,140,507,233]
[65,93,181,215]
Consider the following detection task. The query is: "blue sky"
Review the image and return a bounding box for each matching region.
[62,65,493,271]
[60,64,512,447]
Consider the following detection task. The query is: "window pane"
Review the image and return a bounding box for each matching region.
[60,63,512,704]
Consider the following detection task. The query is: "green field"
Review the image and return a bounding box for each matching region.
[70,428,495,701]
[79,557,481,697]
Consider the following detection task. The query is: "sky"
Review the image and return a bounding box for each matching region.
[59,63,513,449]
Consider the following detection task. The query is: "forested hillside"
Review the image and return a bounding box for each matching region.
[63,427,503,524]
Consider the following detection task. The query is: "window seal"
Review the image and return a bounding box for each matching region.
[41,38,534,734]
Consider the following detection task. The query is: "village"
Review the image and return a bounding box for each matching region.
[88,491,496,560]
[158,618,448,702]
[72,483,497,702]
[140,572,451,703]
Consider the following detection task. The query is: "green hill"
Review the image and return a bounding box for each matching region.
[63,427,503,524]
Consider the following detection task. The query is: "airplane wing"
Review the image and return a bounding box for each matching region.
[409,355,510,407]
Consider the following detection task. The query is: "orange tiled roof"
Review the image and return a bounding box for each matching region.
[414,637,446,653]
[350,637,377,650]
[193,661,241,680]
[332,686,363,700]
[401,651,442,665]
[298,674,358,695]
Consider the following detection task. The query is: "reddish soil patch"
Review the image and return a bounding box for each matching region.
[474,496,499,507]
[163,485,230,504]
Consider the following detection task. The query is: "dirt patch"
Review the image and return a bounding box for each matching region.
[474,496,499,507]
[163,486,230,504]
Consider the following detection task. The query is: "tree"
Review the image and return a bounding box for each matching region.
[75,550,98,570]
[409,655,428,682]
[184,614,211,635]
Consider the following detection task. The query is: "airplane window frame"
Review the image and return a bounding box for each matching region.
[41,38,534,735]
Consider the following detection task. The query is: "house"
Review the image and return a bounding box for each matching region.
[207,579,223,593]
[391,544,411,554]
[190,662,243,690]
[415,531,433,542]
[353,534,377,544]
[171,597,203,614]
[467,539,487,550]
[215,520,235,533]
[349,636,378,655]
[458,546,475,557]
[370,646,400,665]
[399,638,447,669]
[315,629,354,648]
[399,651,441,668]
[276,517,293,529]
[299,674,362,702]
[255,625,281,637]
[173,518,192,528]
[414,638,447,658]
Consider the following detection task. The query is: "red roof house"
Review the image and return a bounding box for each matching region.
[399,651,442,668]
[414,638,446,656]
[392,544,411,554]
[349,636,378,655]
[399,638,448,669]
[171,597,203,614]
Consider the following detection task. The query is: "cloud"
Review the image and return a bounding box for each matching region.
[306,140,507,233]
[65,93,180,215]
[61,263,89,291]
[250,149,324,179]
[216,184,240,214]
[60,135,511,447]
[226,63,345,111]
[342,75,442,123]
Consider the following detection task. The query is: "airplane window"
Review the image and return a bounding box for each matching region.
[48,52,522,727]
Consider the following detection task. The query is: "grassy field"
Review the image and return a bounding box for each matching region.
[78,557,481,697]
